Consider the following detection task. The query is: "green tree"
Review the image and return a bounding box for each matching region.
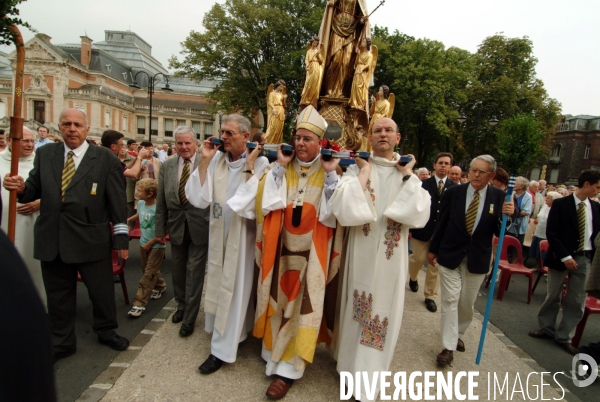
[372,30,473,165]
[0,0,33,46]
[170,0,325,131]
[464,34,561,159]
[496,113,549,173]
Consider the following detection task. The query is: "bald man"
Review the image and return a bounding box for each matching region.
[448,166,462,184]
[3,108,130,361]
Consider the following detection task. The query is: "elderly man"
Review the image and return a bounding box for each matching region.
[330,117,430,401]
[0,127,45,303]
[154,127,210,337]
[529,170,600,355]
[251,105,341,399]
[538,179,547,196]
[158,144,169,162]
[448,165,462,184]
[417,167,430,180]
[429,155,514,366]
[34,126,53,150]
[2,108,130,361]
[408,152,456,313]
[185,115,267,374]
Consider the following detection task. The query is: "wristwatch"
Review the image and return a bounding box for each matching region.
[243,169,254,175]
[402,175,411,182]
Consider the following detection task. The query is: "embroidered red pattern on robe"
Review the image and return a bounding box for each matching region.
[383,218,402,260]
[362,180,376,236]
[352,290,389,351]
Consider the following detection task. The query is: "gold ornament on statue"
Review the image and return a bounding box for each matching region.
[265,79,287,144]
[368,85,394,134]
[349,37,376,111]
[300,36,325,109]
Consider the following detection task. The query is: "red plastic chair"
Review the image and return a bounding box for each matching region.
[491,235,534,304]
[532,240,549,294]
[77,249,129,305]
[129,219,141,240]
[571,295,600,347]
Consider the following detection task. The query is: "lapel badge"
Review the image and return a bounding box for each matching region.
[489,204,494,214]
[91,183,98,195]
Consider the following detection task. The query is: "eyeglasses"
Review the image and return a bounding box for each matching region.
[20,140,35,144]
[469,168,489,175]
[293,135,315,144]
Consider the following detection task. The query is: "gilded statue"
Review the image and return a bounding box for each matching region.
[349,37,377,110]
[300,36,325,108]
[323,0,368,98]
[265,79,287,144]
[368,84,395,134]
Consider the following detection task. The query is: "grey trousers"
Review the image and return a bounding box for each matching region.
[538,254,591,343]
[171,222,208,327]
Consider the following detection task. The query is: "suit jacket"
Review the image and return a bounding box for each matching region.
[530,191,544,219]
[544,194,600,271]
[430,184,508,274]
[411,175,457,242]
[18,143,128,264]
[155,154,209,246]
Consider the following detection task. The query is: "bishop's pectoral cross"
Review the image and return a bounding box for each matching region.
[292,189,304,227]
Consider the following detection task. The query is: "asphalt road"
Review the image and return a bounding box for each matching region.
[53,239,173,402]
[475,270,600,402]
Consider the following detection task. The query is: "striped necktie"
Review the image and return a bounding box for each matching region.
[438,179,444,195]
[61,151,75,202]
[179,159,191,205]
[577,202,586,252]
[465,190,480,235]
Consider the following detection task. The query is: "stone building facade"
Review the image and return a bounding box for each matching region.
[0,30,220,144]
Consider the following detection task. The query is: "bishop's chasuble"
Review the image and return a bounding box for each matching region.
[329,154,430,401]
[253,157,342,379]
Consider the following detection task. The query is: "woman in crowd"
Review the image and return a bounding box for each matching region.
[529,191,562,260]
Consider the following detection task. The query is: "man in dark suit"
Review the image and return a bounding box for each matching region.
[2,108,130,361]
[408,152,456,312]
[428,155,514,366]
[529,170,600,355]
[155,126,209,337]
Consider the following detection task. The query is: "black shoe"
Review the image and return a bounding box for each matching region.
[179,323,194,337]
[98,334,130,351]
[425,299,437,312]
[113,275,121,283]
[172,310,184,324]
[409,279,419,293]
[53,347,76,363]
[199,354,223,374]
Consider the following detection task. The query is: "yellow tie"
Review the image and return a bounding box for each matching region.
[61,151,75,202]
[465,190,480,235]
[577,202,586,252]
[438,179,444,195]
[179,159,191,205]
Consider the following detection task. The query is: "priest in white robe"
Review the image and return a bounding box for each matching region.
[329,117,430,401]
[185,114,268,374]
[0,127,46,306]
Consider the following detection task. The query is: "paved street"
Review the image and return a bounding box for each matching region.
[53,240,172,402]
[475,270,600,402]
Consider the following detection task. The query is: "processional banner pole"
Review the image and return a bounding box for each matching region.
[476,174,516,364]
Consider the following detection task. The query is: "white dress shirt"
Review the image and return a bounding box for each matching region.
[465,184,488,232]
[64,140,90,169]
[177,153,197,181]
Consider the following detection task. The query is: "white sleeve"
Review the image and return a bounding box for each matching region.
[185,157,215,209]
[262,163,288,215]
[383,174,431,229]
[329,166,376,227]
[227,157,269,219]
[319,170,340,228]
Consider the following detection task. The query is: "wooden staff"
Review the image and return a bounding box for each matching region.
[6,23,25,243]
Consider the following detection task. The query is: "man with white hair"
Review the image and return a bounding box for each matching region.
[158,144,169,162]
[529,181,544,219]
[0,126,46,304]
[186,115,267,375]
[417,167,430,180]
[538,179,547,196]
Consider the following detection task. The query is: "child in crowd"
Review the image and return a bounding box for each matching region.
[127,178,167,317]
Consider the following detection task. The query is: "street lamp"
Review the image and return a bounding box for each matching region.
[129,71,174,142]
[457,102,499,159]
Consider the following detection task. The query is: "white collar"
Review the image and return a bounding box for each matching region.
[296,153,320,167]
[64,140,89,157]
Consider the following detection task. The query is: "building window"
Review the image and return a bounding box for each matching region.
[530,168,540,181]
[151,117,158,136]
[551,144,561,157]
[205,123,213,137]
[549,169,559,184]
[105,110,111,128]
[137,116,146,135]
[164,119,174,137]
[123,115,128,132]
[584,144,591,159]
[192,121,201,140]
[33,100,45,124]
[0,100,7,119]
[177,119,186,127]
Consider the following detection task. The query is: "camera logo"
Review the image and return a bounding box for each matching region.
[572,353,598,387]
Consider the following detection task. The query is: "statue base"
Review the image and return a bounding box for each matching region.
[318,96,366,151]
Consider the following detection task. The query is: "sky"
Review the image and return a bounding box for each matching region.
[1,0,598,116]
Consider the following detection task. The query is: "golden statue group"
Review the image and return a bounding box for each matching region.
[264,0,394,151]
